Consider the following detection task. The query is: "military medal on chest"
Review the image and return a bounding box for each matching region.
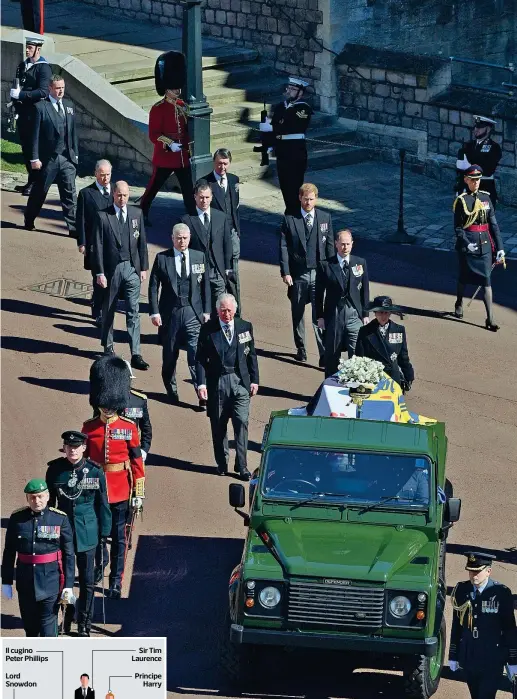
[68,471,78,488]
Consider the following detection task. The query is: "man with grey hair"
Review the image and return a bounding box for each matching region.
[196,293,259,478]
[77,160,114,324]
[149,222,211,407]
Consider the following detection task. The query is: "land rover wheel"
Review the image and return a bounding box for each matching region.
[403,618,446,699]
[219,612,256,685]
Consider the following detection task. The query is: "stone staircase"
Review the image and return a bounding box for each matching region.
[97,49,368,182]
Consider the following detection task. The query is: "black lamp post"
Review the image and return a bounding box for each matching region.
[181,0,213,183]
[387,149,416,244]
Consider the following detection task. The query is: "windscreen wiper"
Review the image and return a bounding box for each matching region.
[358,495,401,514]
[290,492,351,510]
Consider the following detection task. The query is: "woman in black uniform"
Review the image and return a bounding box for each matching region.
[453,164,505,331]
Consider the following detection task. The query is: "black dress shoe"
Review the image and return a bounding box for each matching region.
[131,354,149,371]
[236,468,251,481]
[198,398,207,411]
[454,304,463,319]
[216,467,228,476]
[94,315,103,329]
[21,184,33,196]
[485,319,499,332]
[77,624,90,637]
[295,348,307,362]
[103,346,115,356]
[167,392,180,405]
[23,220,35,231]
[107,583,121,599]
[94,566,103,584]
[14,184,28,193]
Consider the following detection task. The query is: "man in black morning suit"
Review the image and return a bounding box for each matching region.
[206,148,242,311]
[316,229,370,377]
[75,673,95,699]
[149,223,211,408]
[196,294,259,479]
[355,295,415,392]
[24,75,79,235]
[280,182,334,365]
[77,160,114,324]
[180,179,233,312]
[92,181,149,370]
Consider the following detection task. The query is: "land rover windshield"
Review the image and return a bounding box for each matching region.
[261,447,431,509]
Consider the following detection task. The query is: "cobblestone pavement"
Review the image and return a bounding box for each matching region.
[3,160,516,257]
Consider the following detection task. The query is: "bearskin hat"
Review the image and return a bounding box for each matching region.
[89,355,131,411]
[155,50,186,95]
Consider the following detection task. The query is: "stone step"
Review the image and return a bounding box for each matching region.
[98,48,259,84]
[209,121,353,152]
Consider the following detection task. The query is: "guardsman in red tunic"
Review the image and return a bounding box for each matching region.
[84,355,145,599]
[139,88,195,224]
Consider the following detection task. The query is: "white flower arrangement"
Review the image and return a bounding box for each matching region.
[337,356,385,386]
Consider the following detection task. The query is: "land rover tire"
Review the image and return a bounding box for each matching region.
[220,612,255,685]
[403,618,446,699]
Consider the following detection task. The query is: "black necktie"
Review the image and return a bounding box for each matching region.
[305,214,313,232]
[203,212,209,229]
[223,324,232,343]
[180,252,187,279]
[118,209,124,224]
[103,186,109,198]
[57,100,65,119]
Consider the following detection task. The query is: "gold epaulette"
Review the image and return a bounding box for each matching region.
[11,506,29,515]
[452,193,466,212]
[119,415,136,425]
[82,416,97,424]
[153,98,165,107]
[49,507,67,516]
[131,389,147,400]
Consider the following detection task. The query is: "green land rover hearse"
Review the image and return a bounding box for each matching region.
[224,411,461,698]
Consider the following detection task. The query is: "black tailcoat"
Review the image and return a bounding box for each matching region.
[206,171,240,234]
[195,317,259,394]
[355,319,414,386]
[76,182,113,269]
[92,205,149,279]
[1,506,75,600]
[180,209,232,279]
[31,98,79,166]
[280,209,334,278]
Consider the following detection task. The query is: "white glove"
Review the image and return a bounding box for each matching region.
[168,142,182,152]
[131,496,143,511]
[2,584,13,599]
[507,665,517,681]
[140,449,147,462]
[60,588,74,603]
[10,87,21,99]
[456,154,471,171]
[467,243,479,253]
[449,660,459,672]
[496,250,505,262]
[259,120,273,133]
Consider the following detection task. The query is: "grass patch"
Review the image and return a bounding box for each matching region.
[1,136,26,174]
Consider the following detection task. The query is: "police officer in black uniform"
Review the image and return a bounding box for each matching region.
[1,478,75,637]
[456,116,502,207]
[449,551,517,699]
[355,295,414,392]
[453,165,505,331]
[45,431,111,636]
[260,77,313,214]
[10,37,52,196]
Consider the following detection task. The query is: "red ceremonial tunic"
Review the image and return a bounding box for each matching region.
[149,97,190,169]
[81,414,145,504]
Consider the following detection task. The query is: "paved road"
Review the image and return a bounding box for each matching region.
[1,188,515,698]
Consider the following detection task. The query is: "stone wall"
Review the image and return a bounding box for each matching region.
[337,58,517,206]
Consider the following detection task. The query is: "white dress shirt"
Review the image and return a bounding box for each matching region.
[96,181,110,195]
[49,93,65,114]
[472,579,490,598]
[213,171,227,191]
[174,247,190,277]
[301,208,315,226]
[196,206,210,225]
[337,253,350,267]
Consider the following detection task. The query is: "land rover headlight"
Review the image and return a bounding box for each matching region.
[389,595,412,617]
[259,586,281,609]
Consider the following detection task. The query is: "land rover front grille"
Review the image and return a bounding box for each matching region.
[288,580,384,629]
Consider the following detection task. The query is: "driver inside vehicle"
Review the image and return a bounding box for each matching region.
[396,458,429,503]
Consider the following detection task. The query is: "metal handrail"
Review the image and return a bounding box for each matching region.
[449,56,515,73]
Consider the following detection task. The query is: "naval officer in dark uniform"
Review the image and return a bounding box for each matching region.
[280,182,334,365]
[11,37,52,196]
[453,165,505,331]
[449,551,517,699]
[196,293,259,479]
[1,478,75,637]
[149,223,211,407]
[45,431,112,636]
[260,77,313,214]
[355,295,414,392]
[456,116,502,207]
[316,229,370,377]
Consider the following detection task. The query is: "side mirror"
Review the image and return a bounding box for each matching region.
[446,497,461,523]
[229,483,245,509]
